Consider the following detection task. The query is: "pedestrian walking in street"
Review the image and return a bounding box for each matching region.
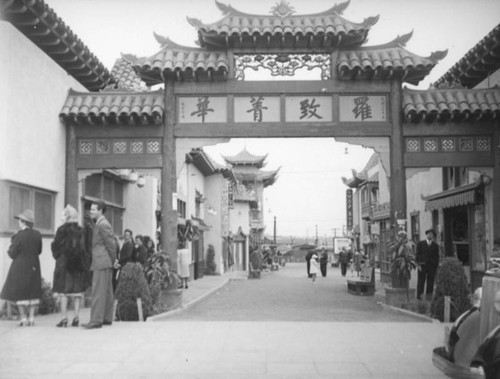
[339,248,349,277]
[305,249,313,278]
[0,209,42,326]
[416,228,440,300]
[309,252,319,283]
[51,205,90,328]
[319,248,328,277]
[82,200,117,329]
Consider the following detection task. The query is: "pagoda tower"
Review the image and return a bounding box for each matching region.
[223,148,279,246]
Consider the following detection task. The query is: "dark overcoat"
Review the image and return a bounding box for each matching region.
[0,228,42,302]
[51,222,90,294]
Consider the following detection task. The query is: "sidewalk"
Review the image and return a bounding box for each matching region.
[0,269,449,378]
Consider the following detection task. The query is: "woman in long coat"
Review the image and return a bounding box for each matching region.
[0,209,42,326]
[51,205,90,327]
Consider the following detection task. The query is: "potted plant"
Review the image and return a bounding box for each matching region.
[388,230,417,302]
[115,263,153,321]
[144,251,182,313]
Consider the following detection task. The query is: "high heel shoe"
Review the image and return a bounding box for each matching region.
[56,318,68,328]
[71,317,79,327]
[19,318,27,326]
[27,319,35,327]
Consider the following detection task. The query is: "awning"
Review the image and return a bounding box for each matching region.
[424,179,483,211]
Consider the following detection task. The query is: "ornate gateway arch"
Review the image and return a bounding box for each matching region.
[59,1,500,265]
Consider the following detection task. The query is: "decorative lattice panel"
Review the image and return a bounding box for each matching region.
[459,137,474,152]
[113,140,127,154]
[423,138,438,152]
[130,140,144,154]
[147,139,161,154]
[79,140,93,154]
[406,138,421,152]
[441,138,456,152]
[476,137,491,151]
[95,140,110,154]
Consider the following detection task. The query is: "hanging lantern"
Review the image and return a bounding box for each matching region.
[137,175,146,188]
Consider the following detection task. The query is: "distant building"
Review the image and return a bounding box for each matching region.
[223,148,279,248]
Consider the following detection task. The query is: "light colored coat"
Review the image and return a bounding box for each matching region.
[90,216,116,271]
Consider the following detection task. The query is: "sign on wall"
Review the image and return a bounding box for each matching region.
[285,96,332,122]
[234,96,281,123]
[178,96,227,123]
[346,189,353,230]
[339,95,387,122]
[178,94,387,124]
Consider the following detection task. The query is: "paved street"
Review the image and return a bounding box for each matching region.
[0,263,449,378]
[164,263,425,322]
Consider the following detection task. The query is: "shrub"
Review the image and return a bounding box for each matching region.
[38,278,57,315]
[204,244,217,275]
[430,257,471,322]
[115,263,152,321]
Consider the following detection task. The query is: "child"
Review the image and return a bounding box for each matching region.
[310,252,320,283]
[349,259,354,276]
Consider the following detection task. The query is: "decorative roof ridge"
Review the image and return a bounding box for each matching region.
[188,1,379,28]
[403,86,500,94]
[212,0,352,18]
[67,88,163,97]
[343,32,448,62]
[152,33,204,51]
[344,31,414,50]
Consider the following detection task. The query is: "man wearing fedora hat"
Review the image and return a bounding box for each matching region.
[416,228,440,300]
[0,209,42,326]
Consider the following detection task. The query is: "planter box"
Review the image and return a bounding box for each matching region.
[385,287,416,307]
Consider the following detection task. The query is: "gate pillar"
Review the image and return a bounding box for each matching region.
[389,79,407,229]
[65,123,78,209]
[161,78,178,268]
[494,129,500,244]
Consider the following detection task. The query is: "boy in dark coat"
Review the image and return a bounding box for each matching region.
[416,228,440,300]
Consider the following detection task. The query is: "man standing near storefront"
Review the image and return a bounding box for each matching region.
[416,228,440,301]
[82,200,116,329]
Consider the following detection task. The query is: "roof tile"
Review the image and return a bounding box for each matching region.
[403,88,500,123]
[59,90,163,126]
[123,36,229,86]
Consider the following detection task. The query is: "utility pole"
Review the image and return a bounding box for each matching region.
[273,216,276,244]
[315,224,318,246]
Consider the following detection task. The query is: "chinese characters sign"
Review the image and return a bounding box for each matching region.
[339,95,387,122]
[285,96,332,122]
[234,96,280,123]
[178,96,227,123]
[178,95,387,124]
[346,189,353,230]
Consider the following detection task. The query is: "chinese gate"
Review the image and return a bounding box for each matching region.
[59,1,500,269]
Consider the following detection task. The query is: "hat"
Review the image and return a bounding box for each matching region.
[15,209,34,224]
[425,229,436,237]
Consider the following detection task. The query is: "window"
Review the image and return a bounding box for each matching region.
[82,173,125,235]
[410,211,420,244]
[1,180,55,233]
[177,199,186,219]
[443,167,468,190]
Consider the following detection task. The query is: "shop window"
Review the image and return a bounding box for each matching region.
[1,180,55,233]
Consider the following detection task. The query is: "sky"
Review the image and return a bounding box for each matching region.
[46,0,500,240]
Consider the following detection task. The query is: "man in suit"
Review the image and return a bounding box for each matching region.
[416,228,440,300]
[82,200,117,329]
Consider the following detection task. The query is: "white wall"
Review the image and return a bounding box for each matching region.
[123,175,158,241]
[0,22,87,288]
[230,203,251,236]
[406,168,443,240]
[204,175,224,274]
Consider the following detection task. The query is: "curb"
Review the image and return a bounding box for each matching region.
[377,301,440,323]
